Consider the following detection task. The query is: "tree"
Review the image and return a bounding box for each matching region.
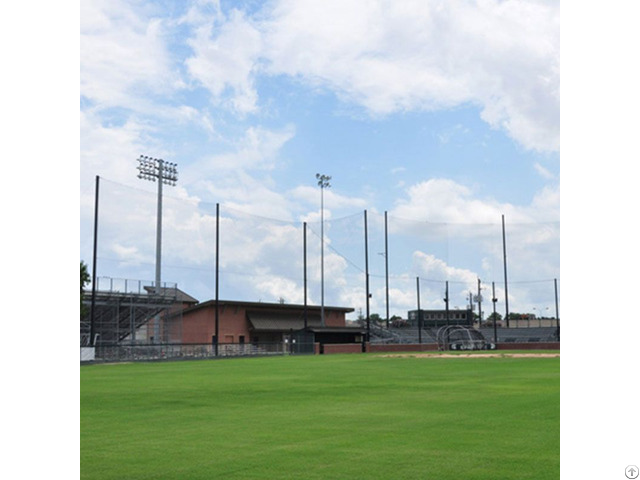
[81,261,90,317]
[486,312,502,323]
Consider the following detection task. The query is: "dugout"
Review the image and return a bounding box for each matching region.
[305,327,367,353]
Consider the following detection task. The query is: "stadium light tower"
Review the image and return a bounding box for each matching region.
[136,155,178,294]
[316,173,331,327]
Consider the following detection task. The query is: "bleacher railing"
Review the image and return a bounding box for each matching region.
[93,277,178,297]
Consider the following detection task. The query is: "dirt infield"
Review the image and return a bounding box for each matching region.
[382,353,560,359]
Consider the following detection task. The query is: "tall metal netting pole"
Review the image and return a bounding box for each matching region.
[492,282,498,343]
[303,222,308,329]
[364,210,370,342]
[502,214,510,327]
[215,203,220,356]
[384,211,390,329]
[89,175,99,347]
[554,278,560,340]
[416,276,422,345]
[477,278,483,325]
[444,280,450,326]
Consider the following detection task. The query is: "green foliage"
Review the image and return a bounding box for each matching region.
[80,261,90,317]
[81,354,559,480]
[508,312,534,320]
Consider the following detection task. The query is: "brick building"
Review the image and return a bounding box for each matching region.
[173,299,362,348]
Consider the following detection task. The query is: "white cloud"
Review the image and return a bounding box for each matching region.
[185,8,262,114]
[81,0,178,109]
[385,179,559,303]
[177,124,299,219]
[183,124,296,179]
[258,0,559,152]
[81,0,559,151]
[290,185,368,212]
[111,244,145,265]
[528,185,560,220]
[255,276,302,304]
[391,179,513,224]
[414,251,476,283]
[80,110,150,186]
[534,162,556,180]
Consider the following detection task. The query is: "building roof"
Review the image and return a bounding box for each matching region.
[143,286,199,304]
[306,326,367,334]
[182,299,354,315]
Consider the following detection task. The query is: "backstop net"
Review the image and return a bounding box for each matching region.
[80,178,559,345]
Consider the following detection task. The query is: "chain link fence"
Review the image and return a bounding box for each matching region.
[85,341,316,363]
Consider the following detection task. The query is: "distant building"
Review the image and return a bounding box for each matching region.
[407,309,473,328]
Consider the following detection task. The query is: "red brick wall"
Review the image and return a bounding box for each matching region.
[323,343,363,354]
[496,342,560,350]
[181,305,252,344]
[324,310,346,327]
[367,343,439,353]
[367,343,558,353]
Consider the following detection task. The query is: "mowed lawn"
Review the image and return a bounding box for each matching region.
[81,352,559,480]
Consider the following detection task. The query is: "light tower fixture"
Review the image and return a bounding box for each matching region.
[137,155,178,344]
[136,155,178,293]
[316,173,331,327]
[137,156,178,186]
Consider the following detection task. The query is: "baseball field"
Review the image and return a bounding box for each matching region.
[81,351,559,479]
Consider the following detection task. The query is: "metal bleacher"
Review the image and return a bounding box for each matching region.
[369,324,559,345]
[370,326,437,344]
[81,277,181,346]
[478,327,559,343]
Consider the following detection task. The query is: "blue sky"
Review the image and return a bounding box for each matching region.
[79,0,560,318]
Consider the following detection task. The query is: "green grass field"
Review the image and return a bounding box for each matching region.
[81,352,559,480]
